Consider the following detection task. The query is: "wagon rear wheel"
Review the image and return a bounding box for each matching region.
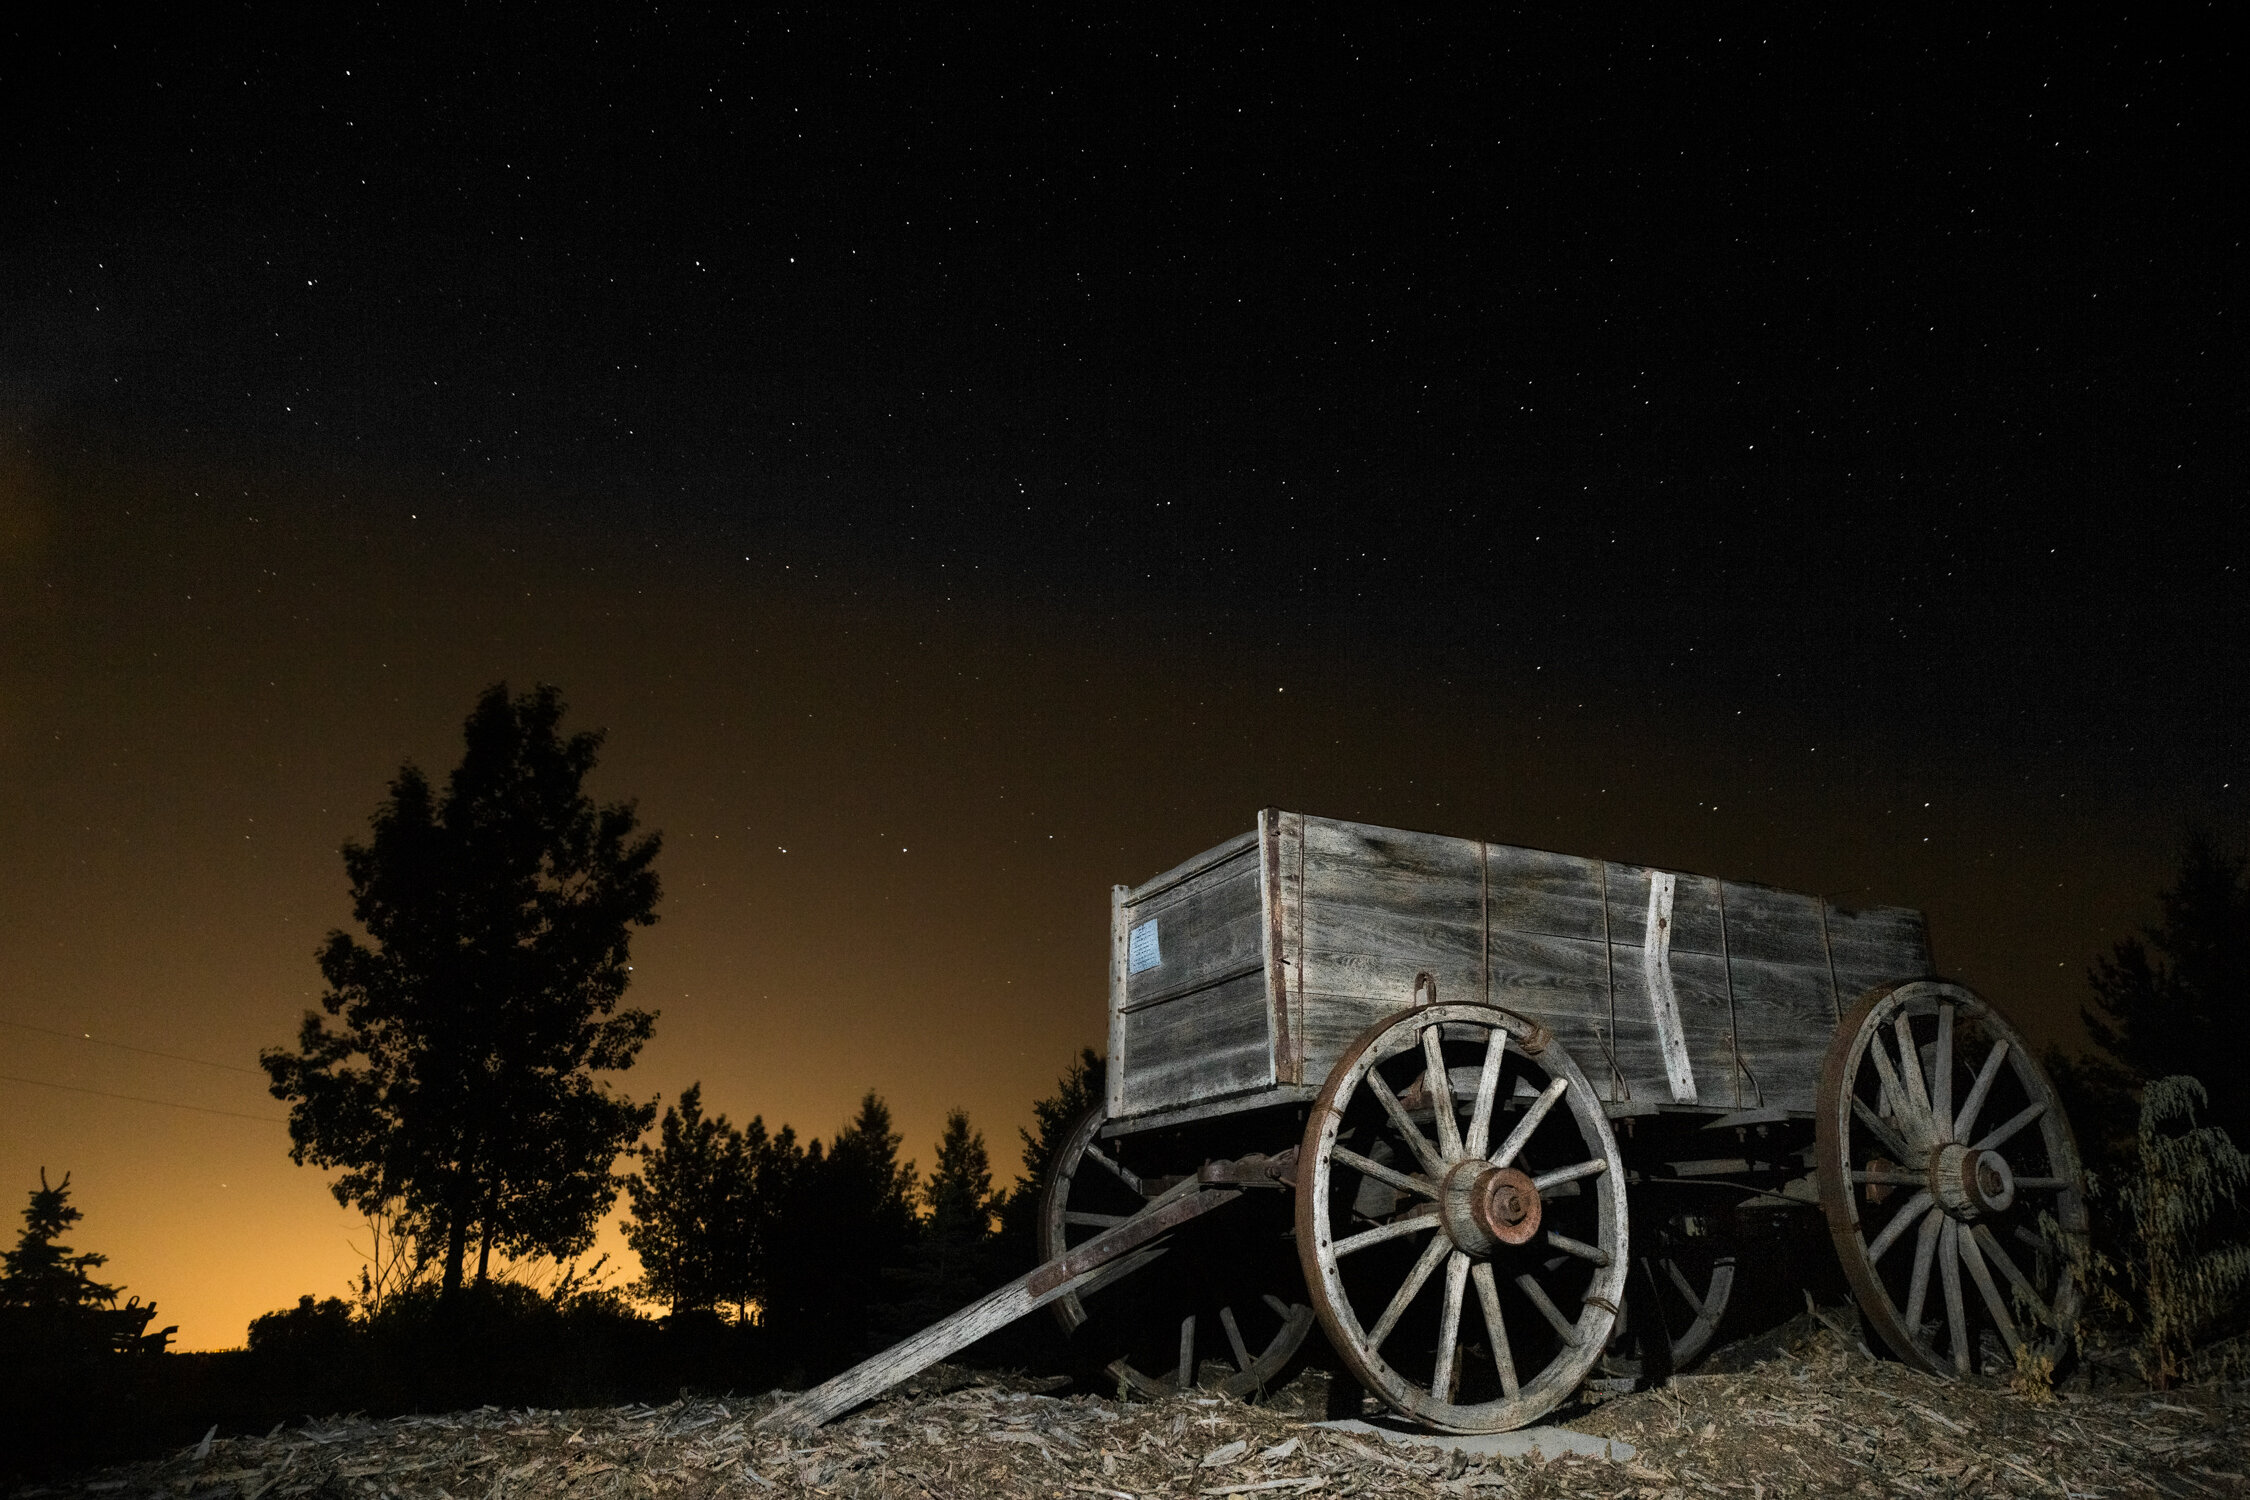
[1815,980,2088,1378]
[1040,1104,1314,1399]
[1298,1003,1629,1432]
[1601,1242,1737,1380]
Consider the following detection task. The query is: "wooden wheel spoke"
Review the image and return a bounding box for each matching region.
[1083,1142,1142,1195]
[1852,1094,1913,1161]
[1958,1218,2021,1355]
[1490,1076,1569,1170]
[1905,1207,1943,1336]
[1939,1219,1971,1372]
[1514,1273,1580,1346]
[1064,1210,1131,1228]
[1932,1002,1955,1141]
[1333,1145,1438,1200]
[1663,1259,1705,1315]
[1263,1293,1291,1319]
[1333,1212,1440,1259]
[2011,1176,2072,1191]
[1971,1224,2055,1327]
[1545,1229,1613,1267]
[1462,1026,1509,1160]
[1973,1099,2047,1153]
[1894,1011,1934,1120]
[1219,1305,1253,1373]
[1532,1158,1608,1192]
[1366,1068,1447,1179]
[1865,1029,1930,1148]
[1469,1260,1520,1399]
[1422,1025,1464,1160]
[1953,1038,2010,1142]
[1176,1315,1196,1389]
[1367,1232,1453,1352]
[1865,1190,1934,1263]
[1431,1252,1470,1400]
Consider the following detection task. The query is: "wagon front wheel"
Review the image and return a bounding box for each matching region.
[1815,980,2089,1378]
[1298,1003,1630,1432]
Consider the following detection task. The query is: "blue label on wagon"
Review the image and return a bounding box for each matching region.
[1128,919,1162,974]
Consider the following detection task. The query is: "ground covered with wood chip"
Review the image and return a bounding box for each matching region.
[26,1322,2250,1498]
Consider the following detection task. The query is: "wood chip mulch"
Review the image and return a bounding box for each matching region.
[25,1325,2250,1498]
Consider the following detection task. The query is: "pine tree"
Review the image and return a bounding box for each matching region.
[761,1092,918,1366]
[0,1171,173,1356]
[926,1110,995,1239]
[993,1047,1105,1268]
[2081,837,2250,1148]
[0,1170,118,1313]
[623,1083,755,1318]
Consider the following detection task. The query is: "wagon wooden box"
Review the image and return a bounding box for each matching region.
[778,810,2090,1436]
[1106,810,1932,1130]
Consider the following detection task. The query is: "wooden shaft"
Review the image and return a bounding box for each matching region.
[762,1182,1243,1431]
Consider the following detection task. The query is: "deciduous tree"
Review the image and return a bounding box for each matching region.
[263,683,661,1296]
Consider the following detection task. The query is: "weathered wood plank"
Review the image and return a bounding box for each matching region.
[1115,969,1274,1117]
[1268,809,1308,1085]
[1483,844,1611,944]
[1719,882,1832,969]
[1825,902,1933,1004]
[1119,851,1265,1010]
[1605,863,1726,955]
[762,1181,1244,1430]
[1107,883,1130,1119]
[1128,828,1260,905]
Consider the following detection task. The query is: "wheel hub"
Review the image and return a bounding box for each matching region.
[1929,1141,2015,1219]
[1440,1160,1541,1253]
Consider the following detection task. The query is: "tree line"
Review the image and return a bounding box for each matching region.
[7,681,2243,1446]
[249,683,1097,1366]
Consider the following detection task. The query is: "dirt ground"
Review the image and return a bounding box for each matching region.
[24,1320,2250,1499]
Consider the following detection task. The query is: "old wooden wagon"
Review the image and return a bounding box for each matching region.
[771,811,2089,1434]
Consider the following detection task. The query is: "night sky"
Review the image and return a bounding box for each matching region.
[2,10,2239,1349]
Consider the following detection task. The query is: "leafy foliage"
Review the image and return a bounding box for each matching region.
[2119,1077,2250,1389]
[262,684,661,1296]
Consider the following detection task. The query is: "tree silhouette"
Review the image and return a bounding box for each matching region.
[873,1110,1000,1344]
[2072,836,2250,1153]
[0,1170,173,1356]
[1,1170,118,1312]
[263,683,662,1296]
[925,1109,995,1240]
[763,1092,919,1363]
[994,1047,1105,1268]
[623,1083,756,1319]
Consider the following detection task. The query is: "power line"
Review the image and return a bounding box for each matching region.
[0,1017,268,1076]
[0,1073,287,1124]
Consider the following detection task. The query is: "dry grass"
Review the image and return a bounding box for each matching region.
[25,1324,2250,1499]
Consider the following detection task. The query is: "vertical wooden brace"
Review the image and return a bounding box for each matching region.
[1107,883,1130,1118]
[1643,871,1698,1104]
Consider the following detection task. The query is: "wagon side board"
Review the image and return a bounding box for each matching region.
[1108,811,1934,1126]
